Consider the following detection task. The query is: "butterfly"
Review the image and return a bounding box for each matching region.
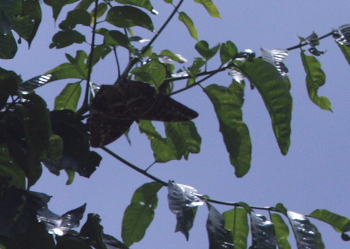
[89,79,198,148]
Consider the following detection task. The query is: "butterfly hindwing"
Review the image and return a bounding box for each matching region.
[89,113,134,148]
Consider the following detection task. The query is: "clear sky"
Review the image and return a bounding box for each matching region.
[5,1,350,248]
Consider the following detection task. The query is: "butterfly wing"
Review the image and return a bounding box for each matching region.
[91,85,127,116]
[138,93,198,122]
[89,113,134,148]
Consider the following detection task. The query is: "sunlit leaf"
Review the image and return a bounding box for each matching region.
[122,182,162,246]
[300,50,332,111]
[271,213,291,249]
[223,208,249,249]
[178,12,198,40]
[206,203,234,249]
[106,6,154,31]
[64,169,75,185]
[205,81,252,177]
[336,43,350,65]
[138,120,178,162]
[131,60,166,91]
[288,211,325,249]
[250,211,276,248]
[168,181,204,240]
[309,209,350,233]
[220,41,238,64]
[90,2,107,23]
[54,82,82,111]
[195,40,220,61]
[75,0,95,10]
[194,0,221,18]
[237,58,292,155]
[164,121,201,160]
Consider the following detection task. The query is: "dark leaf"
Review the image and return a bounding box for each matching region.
[43,0,80,20]
[167,181,204,240]
[106,6,154,31]
[0,144,25,189]
[223,208,249,249]
[43,110,102,178]
[0,28,17,59]
[90,3,108,23]
[55,232,92,249]
[59,9,91,31]
[122,182,162,246]
[205,82,251,177]
[206,203,234,249]
[288,211,325,249]
[178,12,198,40]
[237,58,292,155]
[300,50,332,111]
[195,40,220,61]
[37,203,86,236]
[104,30,132,50]
[114,0,153,12]
[50,30,86,49]
[250,211,276,249]
[0,68,20,109]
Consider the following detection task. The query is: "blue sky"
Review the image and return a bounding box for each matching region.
[5,1,350,248]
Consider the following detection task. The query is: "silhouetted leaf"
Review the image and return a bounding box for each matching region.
[59,9,91,31]
[300,50,332,111]
[168,181,204,240]
[309,209,350,233]
[205,81,251,177]
[0,68,20,109]
[206,203,234,249]
[271,213,291,249]
[90,2,107,23]
[103,30,132,50]
[106,6,154,31]
[43,110,102,178]
[114,0,153,12]
[288,211,325,249]
[55,232,92,249]
[220,41,237,64]
[0,28,17,59]
[195,40,220,61]
[0,144,25,189]
[138,120,178,162]
[54,82,82,111]
[122,182,162,246]
[50,30,86,49]
[165,121,201,160]
[178,12,198,40]
[37,203,86,236]
[46,50,88,81]
[194,0,221,18]
[250,211,276,248]
[223,207,249,249]
[237,58,292,155]
[44,0,80,20]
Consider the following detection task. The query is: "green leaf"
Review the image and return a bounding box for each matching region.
[205,81,252,177]
[47,134,63,165]
[122,182,162,246]
[11,0,41,47]
[220,41,238,64]
[0,144,26,189]
[237,58,292,155]
[131,60,166,91]
[104,30,133,50]
[187,57,206,79]
[106,6,154,31]
[223,208,249,249]
[336,43,350,65]
[275,203,288,215]
[43,0,79,20]
[49,30,86,49]
[54,82,82,111]
[59,9,91,30]
[0,28,17,59]
[114,0,153,12]
[300,50,332,111]
[271,213,291,249]
[90,44,112,66]
[194,0,221,18]
[90,2,107,24]
[138,120,178,162]
[195,40,220,61]
[46,50,88,81]
[164,121,201,160]
[178,12,198,40]
[309,209,350,233]
[65,169,75,185]
[14,93,52,187]
[0,68,20,110]
[75,0,95,10]
[160,49,185,63]
[164,0,172,3]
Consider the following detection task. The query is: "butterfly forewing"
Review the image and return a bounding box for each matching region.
[89,113,134,148]
[91,85,127,116]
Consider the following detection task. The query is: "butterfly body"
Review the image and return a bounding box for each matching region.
[89,79,198,148]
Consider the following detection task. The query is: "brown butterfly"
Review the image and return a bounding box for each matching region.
[89,79,198,148]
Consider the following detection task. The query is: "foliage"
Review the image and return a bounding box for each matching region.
[0,0,349,248]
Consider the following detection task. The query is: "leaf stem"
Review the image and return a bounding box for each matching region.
[286,31,333,51]
[115,0,185,84]
[76,0,99,116]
